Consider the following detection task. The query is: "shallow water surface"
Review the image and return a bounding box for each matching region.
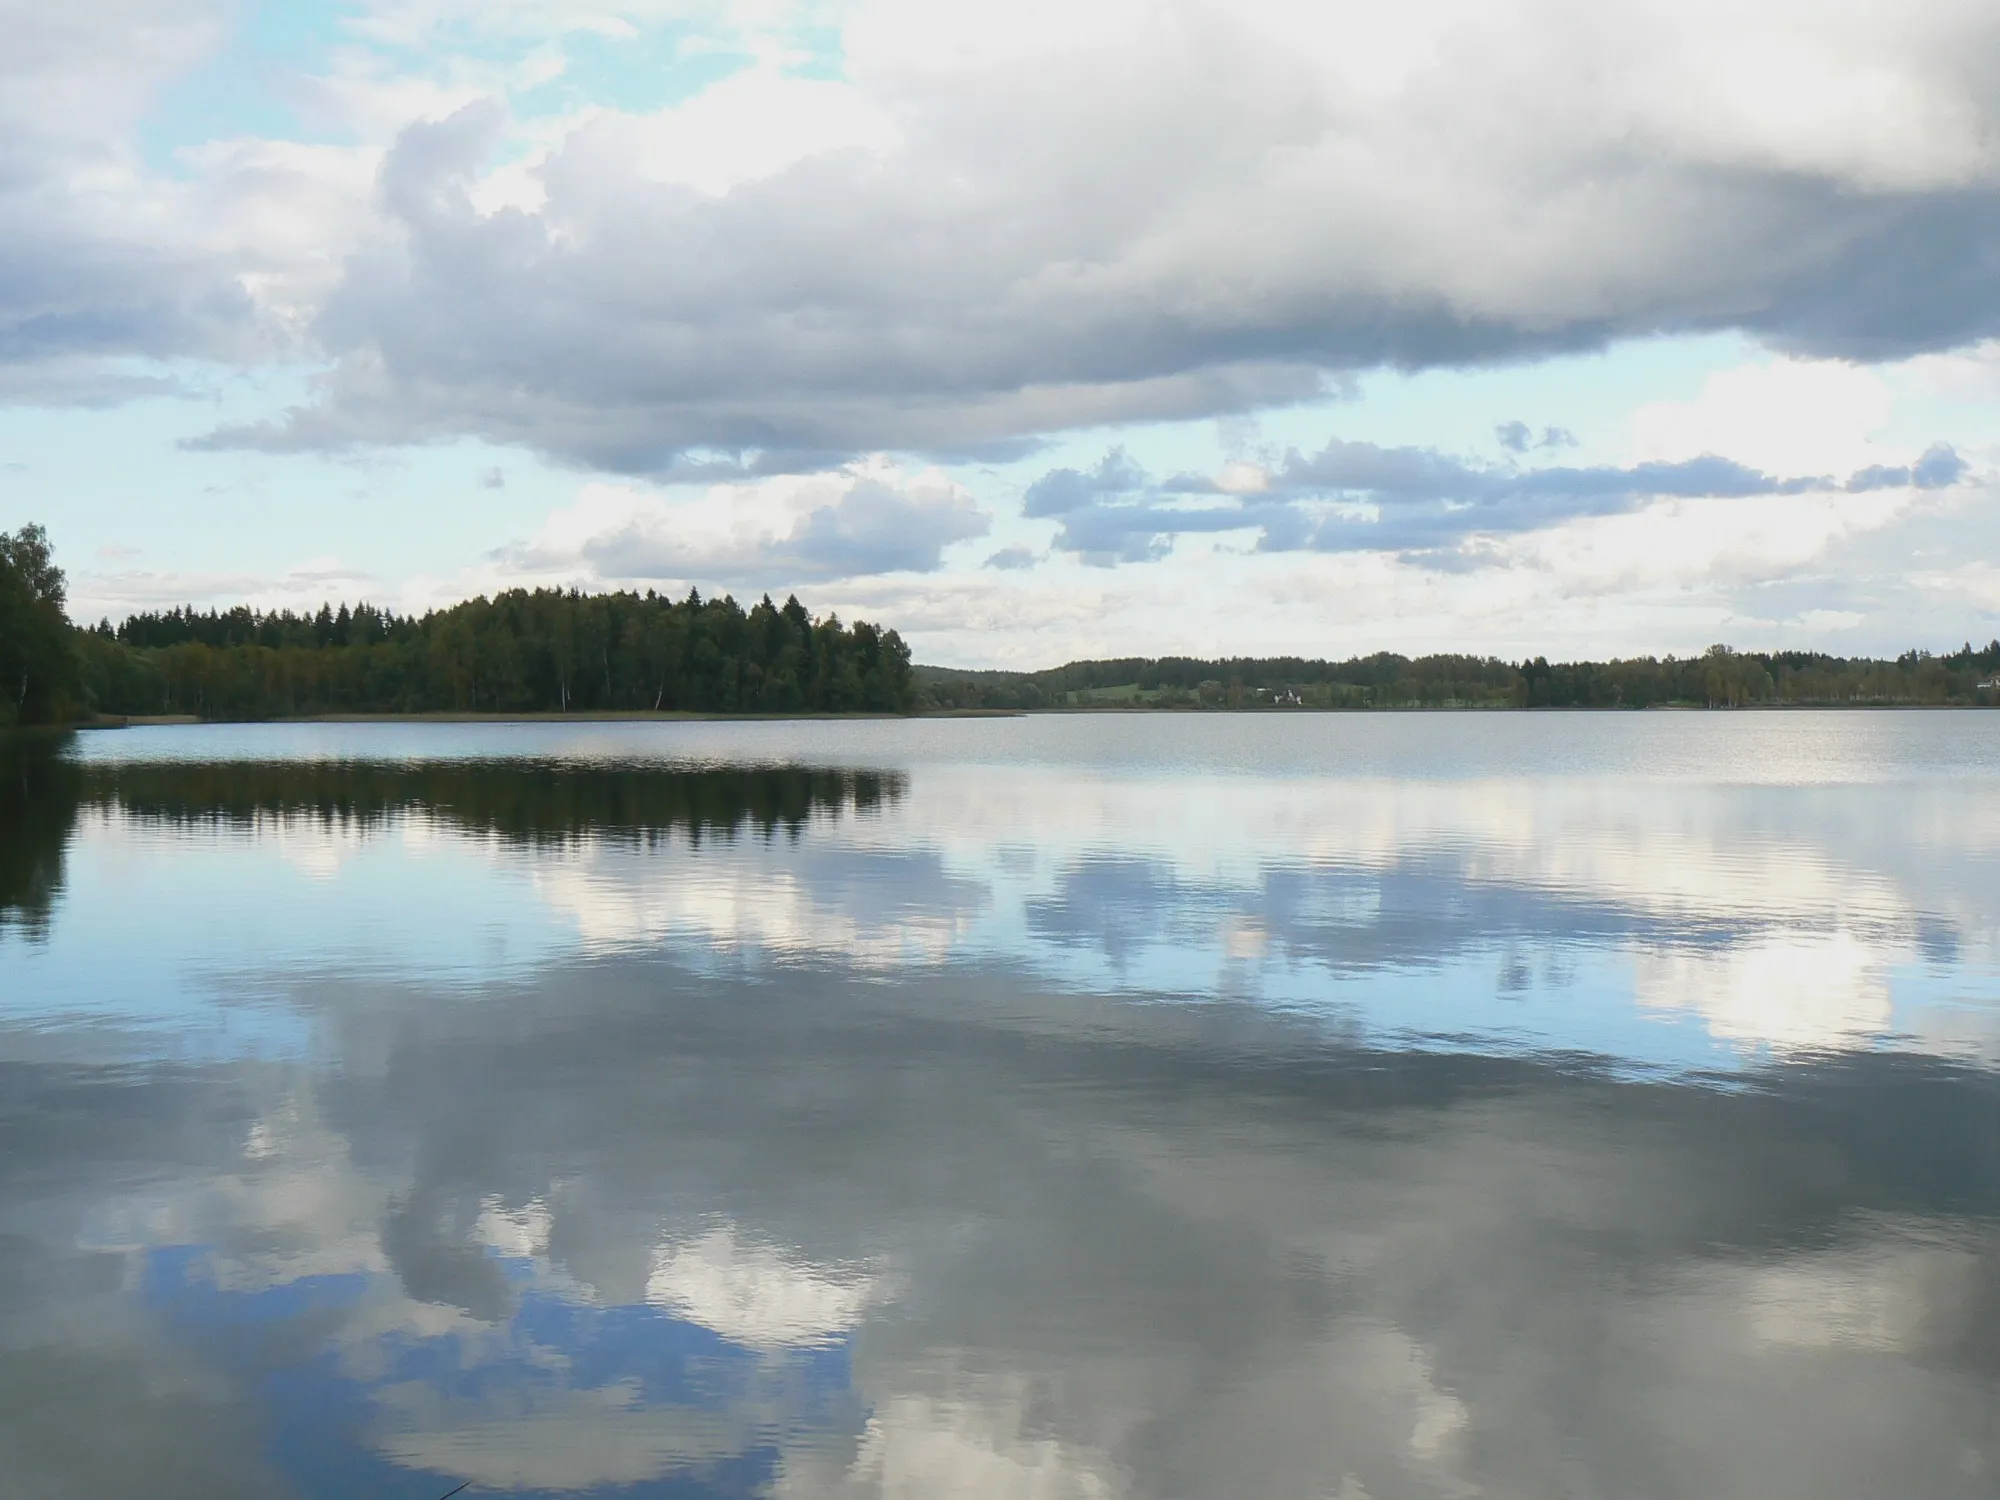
[2,713,1998,1499]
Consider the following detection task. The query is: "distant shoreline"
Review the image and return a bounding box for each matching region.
[67,701,1996,730]
[77,709,1025,728]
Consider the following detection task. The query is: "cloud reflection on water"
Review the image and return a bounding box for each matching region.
[3,718,1999,1498]
[516,767,2000,1064]
[18,954,1999,1500]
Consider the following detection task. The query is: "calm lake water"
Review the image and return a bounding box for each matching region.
[2,713,1998,1499]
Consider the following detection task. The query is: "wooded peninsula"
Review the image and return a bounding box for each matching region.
[4,522,1998,726]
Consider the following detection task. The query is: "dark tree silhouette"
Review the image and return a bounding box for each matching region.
[0,524,78,726]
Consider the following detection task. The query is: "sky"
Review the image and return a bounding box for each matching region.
[5,0,2000,667]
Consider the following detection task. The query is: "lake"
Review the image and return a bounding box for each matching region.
[2,712,1998,1499]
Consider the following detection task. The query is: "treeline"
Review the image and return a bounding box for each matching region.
[4,522,917,723]
[921,642,2000,710]
[76,587,916,719]
[9,520,2000,722]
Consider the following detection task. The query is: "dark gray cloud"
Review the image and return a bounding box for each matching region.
[1026,438,1970,562]
[1742,187,2000,361]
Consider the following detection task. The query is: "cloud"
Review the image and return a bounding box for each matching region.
[1495,422,1576,454]
[1632,358,1899,474]
[0,359,197,409]
[68,0,1991,471]
[1845,442,1966,491]
[983,546,1040,571]
[1022,448,1151,518]
[1025,436,1970,563]
[0,3,378,389]
[514,462,991,589]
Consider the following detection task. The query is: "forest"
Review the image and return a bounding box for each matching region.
[5,520,2000,723]
[71,577,917,720]
[919,641,2000,710]
[8,521,916,721]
